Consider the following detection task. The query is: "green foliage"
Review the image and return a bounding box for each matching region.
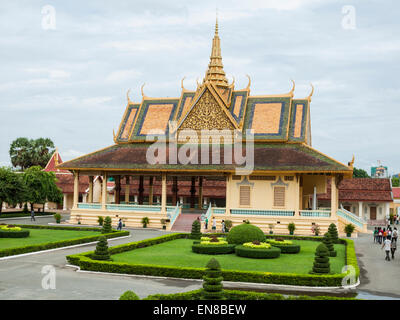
[344,224,355,235]
[392,177,400,187]
[0,167,25,214]
[202,258,224,300]
[328,223,339,243]
[190,219,201,239]
[192,243,235,254]
[102,216,112,234]
[288,222,296,233]
[227,223,266,245]
[311,243,330,274]
[9,137,55,171]
[224,220,233,232]
[141,217,149,228]
[66,233,359,287]
[353,167,370,178]
[54,213,61,223]
[235,245,281,259]
[323,232,337,257]
[92,236,111,261]
[23,203,29,214]
[0,228,30,238]
[119,290,140,300]
[98,216,104,226]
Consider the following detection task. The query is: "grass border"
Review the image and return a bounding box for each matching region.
[66,233,359,287]
[0,225,129,258]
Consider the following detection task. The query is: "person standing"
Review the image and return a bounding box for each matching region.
[373,227,378,243]
[30,208,35,222]
[221,220,225,233]
[117,218,123,231]
[382,235,392,261]
[212,217,216,233]
[392,227,398,243]
[391,238,397,259]
[205,217,209,230]
[378,228,382,244]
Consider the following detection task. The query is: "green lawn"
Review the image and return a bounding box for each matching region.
[0,228,101,250]
[111,239,346,275]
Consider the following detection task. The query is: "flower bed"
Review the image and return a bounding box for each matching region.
[192,236,234,254]
[0,224,30,238]
[267,239,301,254]
[235,244,281,259]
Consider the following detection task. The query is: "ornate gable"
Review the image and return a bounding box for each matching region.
[177,85,236,132]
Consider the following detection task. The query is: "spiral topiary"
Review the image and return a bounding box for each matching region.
[322,232,337,257]
[190,219,202,239]
[227,223,265,245]
[102,216,112,234]
[201,258,224,300]
[328,223,339,243]
[310,243,330,274]
[92,236,111,261]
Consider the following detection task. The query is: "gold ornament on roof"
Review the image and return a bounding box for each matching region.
[126,89,132,104]
[307,84,314,101]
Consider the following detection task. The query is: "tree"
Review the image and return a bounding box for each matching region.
[202,258,224,300]
[23,166,62,211]
[9,137,55,171]
[0,167,25,215]
[322,232,337,257]
[92,236,111,260]
[392,177,400,187]
[102,216,112,233]
[190,219,202,239]
[353,167,370,178]
[311,243,330,274]
[328,223,339,244]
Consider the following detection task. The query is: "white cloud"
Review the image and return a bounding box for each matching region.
[81,96,113,107]
[25,68,71,79]
[61,149,85,160]
[106,69,142,82]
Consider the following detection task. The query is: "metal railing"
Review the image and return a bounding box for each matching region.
[299,210,331,218]
[167,203,181,227]
[337,208,366,229]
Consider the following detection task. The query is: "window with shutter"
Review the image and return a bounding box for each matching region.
[240,186,251,206]
[274,187,285,207]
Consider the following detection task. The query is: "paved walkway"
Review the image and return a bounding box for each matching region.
[353,232,400,299]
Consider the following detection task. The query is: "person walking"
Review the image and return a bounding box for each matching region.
[205,217,209,230]
[373,227,378,243]
[212,217,216,233]
[382,235,392,261]
[378,228,383,244]
[221,220,225,233]
[392,227,398,243]
[117,218,123,231]
[30,208,35,222]
[391,238,397,259]
[383,228,387,242]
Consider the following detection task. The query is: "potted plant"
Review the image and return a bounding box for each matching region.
[311,224,320,236]
[98,216,104,226]
[344,224,355,237]
[141,217,149,228]
[288,222,296,235]
[268,223,274,234]
[54,213,61,224]
[160,219,167,230]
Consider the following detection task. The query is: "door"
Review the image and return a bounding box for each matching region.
[370,207,377,220]
[344,205,351,212]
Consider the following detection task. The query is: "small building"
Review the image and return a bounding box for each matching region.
[318,178,393,225]
[390,187,400,217]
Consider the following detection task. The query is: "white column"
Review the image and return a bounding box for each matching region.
[134,195,138,204]
[83,194,87,203]
[2,202,6,210]
[312,186,317,210]
[225,174,231,215]
[101,172,107,210]
[45,202,49,210]
[358,202,363,218]
[330,176,338,219]
[180,196,184,205]
[63,194,67,210]
[88,176,94,203]
[73,171,79,209]
[385,202,390,219]
[161,173,167,214]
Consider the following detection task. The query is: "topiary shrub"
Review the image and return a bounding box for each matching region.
[322,232,337,257]
[224,220,233,232]
[98,216,104,226]
[102,216,112,234]
[54,213,61,224]
[92,236,111,261]
[190,219,201,239]
[328,223,339,243]
[201,258,224,300]
[310,243,330,274]
[227,223,265,245]
[119,290,140,300]
[235,245,281,259]
[192,243,236,255]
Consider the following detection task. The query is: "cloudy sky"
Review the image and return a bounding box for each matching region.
[0,0,399,175]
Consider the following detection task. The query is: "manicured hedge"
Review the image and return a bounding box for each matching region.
[227,224,266,245]
[66,233,359,287]
[142,289,358,300]
[192,243,236,255]
[0,229,30,238]
[0,212,54,219]
[0,225,129,258]
[270,244,301,254]
[235,245,281,259]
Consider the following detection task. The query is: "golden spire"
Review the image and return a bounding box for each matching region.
[203,14,229,87]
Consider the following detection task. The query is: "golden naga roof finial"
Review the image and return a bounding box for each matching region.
[288,79,295,97]
[196,78,201,88]
[348,155,355,168]
[113,129,117,143]
[229,75,235,87]
[181,77,188,91]
[245,74,251,90]
[141,83,147,99]
[126,89,132,104]
[307,83,314,101]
